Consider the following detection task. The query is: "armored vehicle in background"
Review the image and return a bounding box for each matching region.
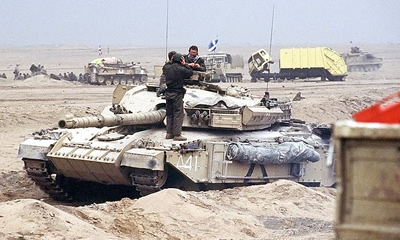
[202,52,244,82]
[18,75,335,201]
[249,47,347,81]
[86,57,148,85]
[341,46,383,72]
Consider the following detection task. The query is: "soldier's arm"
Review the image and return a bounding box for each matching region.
[181,65,193,78]
[196,58,206,72]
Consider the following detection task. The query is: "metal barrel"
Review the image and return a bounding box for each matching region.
[58,109,166,129]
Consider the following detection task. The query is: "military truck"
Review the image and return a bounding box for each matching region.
[341,46,383,72]
[85,57,148,85]
[202,52,244,82]
[249,47,348,81]
[18,74,335,201]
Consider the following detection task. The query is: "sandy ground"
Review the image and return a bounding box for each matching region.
[0,44,399,239]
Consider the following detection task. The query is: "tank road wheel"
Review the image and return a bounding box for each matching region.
[113,78,120,85]
[105,79,112,85]
[119,78,127,85]
[128,75,136,85]
[127,79,134,85]
[97,76,105,85]
[104,77,112,85]
[139,75,147,84]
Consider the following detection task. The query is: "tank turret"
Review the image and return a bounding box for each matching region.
[18,80,335,201]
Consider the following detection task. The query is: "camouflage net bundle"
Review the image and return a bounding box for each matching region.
[226,142,320,164]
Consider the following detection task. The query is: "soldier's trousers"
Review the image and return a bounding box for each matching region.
[165,92,184,136]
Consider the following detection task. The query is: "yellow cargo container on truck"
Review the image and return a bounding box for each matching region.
[248,47,347,81]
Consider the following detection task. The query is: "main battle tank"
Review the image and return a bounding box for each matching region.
[18,75,335,201]
[341,46,383,72]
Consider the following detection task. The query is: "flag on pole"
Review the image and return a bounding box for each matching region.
[208,38,218,52]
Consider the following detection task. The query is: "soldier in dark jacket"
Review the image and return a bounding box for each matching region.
[184,45,206,72]
[157,50,176,97]
[164,53,193,141]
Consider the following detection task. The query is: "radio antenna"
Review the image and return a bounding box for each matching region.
[268,4,275,57]
[266,4,275,91]
[165,0,169,62]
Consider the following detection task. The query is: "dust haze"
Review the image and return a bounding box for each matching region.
[1,0,399,47]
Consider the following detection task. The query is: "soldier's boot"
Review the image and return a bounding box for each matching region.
[165,133,174,139]
[173,135,187,141]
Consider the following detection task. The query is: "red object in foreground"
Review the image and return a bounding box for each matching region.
[353,91,400,124]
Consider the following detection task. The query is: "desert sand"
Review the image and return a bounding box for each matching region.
[0,44,399,239]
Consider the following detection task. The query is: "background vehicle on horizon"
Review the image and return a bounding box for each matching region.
[249,47,348,82]
[85,57,148,85]
[202,52,244,82]
[341,46,383,72]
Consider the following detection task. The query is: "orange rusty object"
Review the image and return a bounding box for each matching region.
[353,91,400,124]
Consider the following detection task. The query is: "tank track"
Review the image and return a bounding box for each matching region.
[130,170,165,196]
[23,158,72,201]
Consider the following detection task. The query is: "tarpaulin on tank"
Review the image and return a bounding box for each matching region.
[184,88,261,109]
[226,142,320,164]
[90,57,122,65]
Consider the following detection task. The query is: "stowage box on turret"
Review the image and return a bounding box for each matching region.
[334,120,400,240]
[18,76,335,200]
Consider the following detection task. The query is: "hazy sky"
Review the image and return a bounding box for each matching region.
[1,0,399,48]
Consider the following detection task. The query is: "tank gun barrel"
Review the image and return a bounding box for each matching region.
[58,109,166,129]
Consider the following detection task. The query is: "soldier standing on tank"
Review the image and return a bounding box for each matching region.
[184,45,206,72]
[157,50,176,97]
[164,53,193,141]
